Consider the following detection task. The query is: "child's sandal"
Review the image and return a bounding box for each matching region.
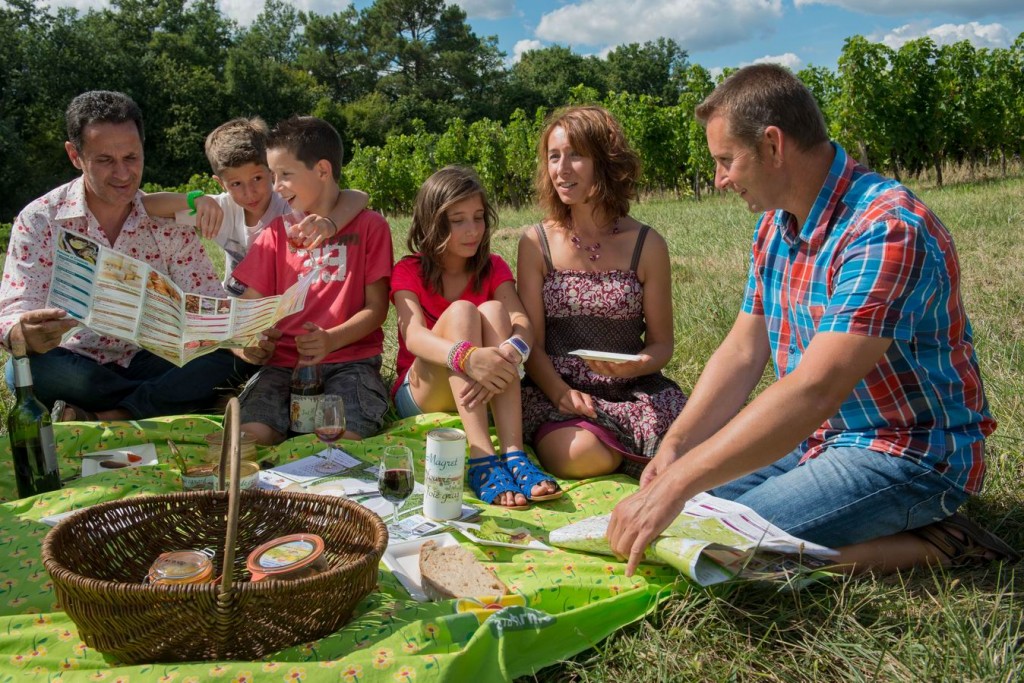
[467,455,530,510]
[504,450,562,502]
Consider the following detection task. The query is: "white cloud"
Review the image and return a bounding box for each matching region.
[535,0,784,53]
[743,52,803,70]
[453,0,517,20]
[794,0,1022,18]
[872,21,1013,50]
[512,39,545,63]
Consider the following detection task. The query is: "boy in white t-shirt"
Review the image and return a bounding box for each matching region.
[143,117,368,294]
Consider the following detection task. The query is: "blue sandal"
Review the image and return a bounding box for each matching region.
[467,455,530,510]
[504,450,563,502]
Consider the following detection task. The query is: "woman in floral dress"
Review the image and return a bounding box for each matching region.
[517,105,687,479]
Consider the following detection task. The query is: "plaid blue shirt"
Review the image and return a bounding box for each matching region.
[741,144,994,493]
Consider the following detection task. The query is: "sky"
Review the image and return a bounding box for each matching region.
[27,0,1024,73]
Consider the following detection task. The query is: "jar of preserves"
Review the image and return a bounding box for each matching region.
[246,533,328,582]
[147,549,215,586]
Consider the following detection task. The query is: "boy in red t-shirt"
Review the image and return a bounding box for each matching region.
[232,116,393,445]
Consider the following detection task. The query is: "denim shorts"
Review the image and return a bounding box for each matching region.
[710,445,970,548]
[393,373,422,419]
[239,356,389,438]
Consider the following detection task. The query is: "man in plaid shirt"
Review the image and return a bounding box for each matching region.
[608,64,1018,575]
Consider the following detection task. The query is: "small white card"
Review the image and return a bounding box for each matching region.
[568,349,643,364]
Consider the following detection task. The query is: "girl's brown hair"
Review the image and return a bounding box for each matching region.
[407,166,496,294]
[535,105,641,226]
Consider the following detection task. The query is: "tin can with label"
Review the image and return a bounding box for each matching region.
[424,428,466,520]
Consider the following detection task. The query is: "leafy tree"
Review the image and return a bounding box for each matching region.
[300,7,376,105]
[224,2,321,130]
[678,65,715,199]
[796,65,840,135]
[889,38,941,181]
[358,0,504,133]
[936,41,986,177]
[836,36,896,172]
[606,38,688,104]
[504,46,608,114]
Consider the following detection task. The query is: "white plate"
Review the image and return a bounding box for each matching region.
[81,443,159,477]
[568,349,643,364]
[448,520,553,551]
[381,532,460,602]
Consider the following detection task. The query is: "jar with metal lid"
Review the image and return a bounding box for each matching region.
[246,533,328,582]
[204,430,258,463]
[182,459,259,492]
[147,549,215,586]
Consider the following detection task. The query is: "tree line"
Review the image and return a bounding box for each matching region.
[2,0,1022,220]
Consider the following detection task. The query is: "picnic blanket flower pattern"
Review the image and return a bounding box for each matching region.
[0,414,684,682]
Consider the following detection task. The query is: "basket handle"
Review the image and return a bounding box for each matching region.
[216,397,243,597]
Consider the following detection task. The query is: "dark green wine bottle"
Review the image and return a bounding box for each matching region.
[7,337,61,498]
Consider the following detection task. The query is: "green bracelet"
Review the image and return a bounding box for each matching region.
[186,189,204,215]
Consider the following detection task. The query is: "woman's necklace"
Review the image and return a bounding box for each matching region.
[569,217,620,261]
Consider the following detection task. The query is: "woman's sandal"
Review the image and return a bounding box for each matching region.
[504,450,563,502]
[467,455,530,510]
[50,399,98,423]
[910,512,1021,567]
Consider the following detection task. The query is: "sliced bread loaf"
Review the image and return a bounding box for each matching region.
[419,540,507,600]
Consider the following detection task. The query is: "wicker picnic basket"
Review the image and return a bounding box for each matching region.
[41,398,388,664]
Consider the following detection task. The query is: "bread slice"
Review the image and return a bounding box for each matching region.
[419,540,507,600]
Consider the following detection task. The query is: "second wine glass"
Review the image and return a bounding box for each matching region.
[378,445,415,532]
[313,394,346,474]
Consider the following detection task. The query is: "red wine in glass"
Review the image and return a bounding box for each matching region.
[313,394,346,474]
[314,426,344,444]
[380,468,414,503]
[378,445,415,531]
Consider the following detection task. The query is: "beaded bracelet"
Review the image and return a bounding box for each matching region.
[447,340,472,373]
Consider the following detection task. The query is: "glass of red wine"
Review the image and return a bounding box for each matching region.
[378,445,415,532]
[313,394,346,475]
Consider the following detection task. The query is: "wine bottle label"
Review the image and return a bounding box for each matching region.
[39,424,58,471]
[289,394,321,433]
[12,357,33,388]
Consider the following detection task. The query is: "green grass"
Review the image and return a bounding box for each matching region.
[3,179,1023,681]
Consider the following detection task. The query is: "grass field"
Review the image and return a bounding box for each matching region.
[2,177,1022,681]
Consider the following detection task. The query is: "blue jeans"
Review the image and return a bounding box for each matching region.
[710,446,969,548]
[393,373,422,419]
[4,347,256,419]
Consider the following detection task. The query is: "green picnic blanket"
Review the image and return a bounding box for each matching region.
[0,414,684,681]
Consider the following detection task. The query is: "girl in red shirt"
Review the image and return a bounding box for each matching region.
[390,166,561,508]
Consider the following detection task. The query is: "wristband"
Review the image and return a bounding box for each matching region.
[501,335,530,363]
[186,189,204,215]
[323,216,339,237]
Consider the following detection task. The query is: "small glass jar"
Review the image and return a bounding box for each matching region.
[246,533,328,582]
[182,460,259,492]
[147,549,215,586]
[204,430,258,463]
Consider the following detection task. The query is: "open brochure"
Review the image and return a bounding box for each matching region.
[46,228,314,366]
[549,492,838,586]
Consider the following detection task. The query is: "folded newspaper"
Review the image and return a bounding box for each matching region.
[46,228,314,366]
[549,492,838,586]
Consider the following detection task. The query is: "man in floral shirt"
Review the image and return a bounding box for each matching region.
[0,90,274,420]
